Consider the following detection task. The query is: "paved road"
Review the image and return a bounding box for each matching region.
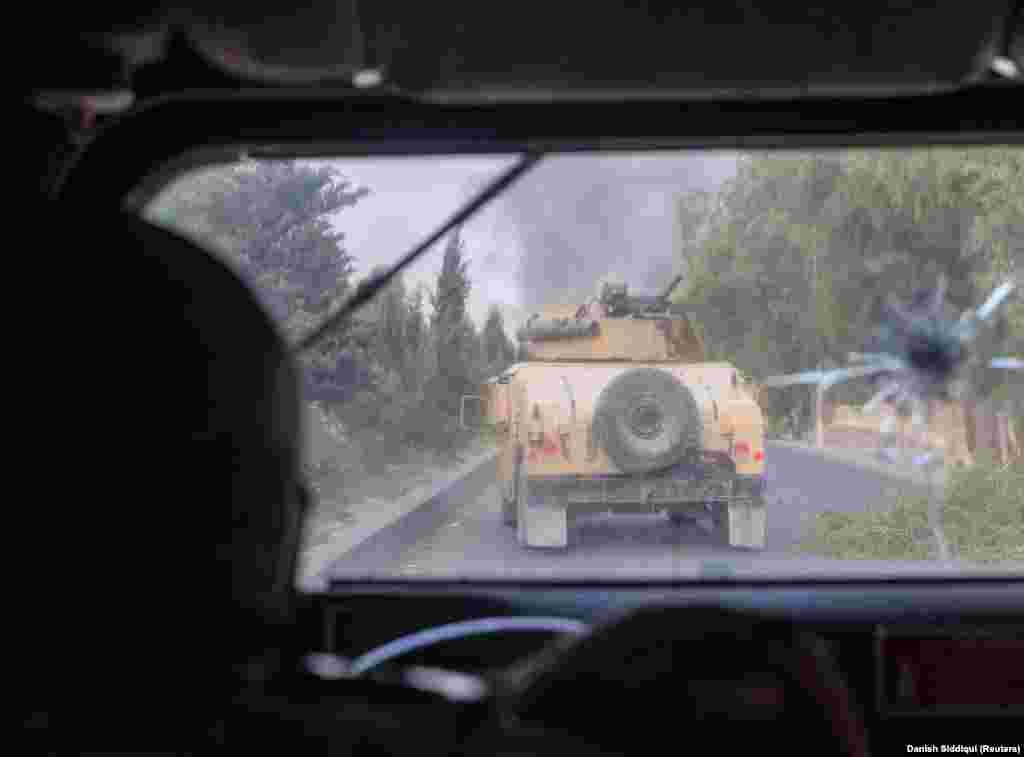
[324,441,935,581]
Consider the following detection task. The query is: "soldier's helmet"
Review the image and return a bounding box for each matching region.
[596,273,628,306]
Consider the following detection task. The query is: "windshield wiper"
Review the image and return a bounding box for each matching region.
[294,152,543,354]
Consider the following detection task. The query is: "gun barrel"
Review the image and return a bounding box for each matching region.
[659,274,684,302]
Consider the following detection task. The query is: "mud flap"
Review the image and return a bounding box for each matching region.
[519,500,569,548]
[724,497,766,549]
[501,461,517,526]
[516,463,568,548]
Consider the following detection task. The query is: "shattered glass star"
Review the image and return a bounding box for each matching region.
[760,275,1021,435]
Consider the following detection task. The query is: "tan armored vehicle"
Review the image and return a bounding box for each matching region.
[480,276,766,550]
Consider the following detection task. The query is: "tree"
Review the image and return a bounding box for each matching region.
[482,305,515,376]
[463,316,486,385]
[675,147,1023,426]
[404,284,427,392]
[371,266,408,379]
[207,162,368,329]
[428,228,475,420]
[147,159,384,440]
[151,161,367,334]
[146,159,372,392]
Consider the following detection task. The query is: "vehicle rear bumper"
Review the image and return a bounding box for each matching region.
[528,465,766,514]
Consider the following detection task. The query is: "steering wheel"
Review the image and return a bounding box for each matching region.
[338,607,868,756]
[347,616,590,676]
[471,605,871,757]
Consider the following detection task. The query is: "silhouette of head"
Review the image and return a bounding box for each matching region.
[40,212,311,734]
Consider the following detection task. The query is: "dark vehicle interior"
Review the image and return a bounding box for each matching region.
[19,2,1024,755]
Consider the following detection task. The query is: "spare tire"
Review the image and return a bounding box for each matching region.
[593,367,702,474]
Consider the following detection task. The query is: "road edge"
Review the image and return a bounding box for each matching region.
[768,439,946,487]
[298,444,499,591]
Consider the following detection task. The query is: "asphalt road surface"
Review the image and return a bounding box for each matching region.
[324,441,934,581]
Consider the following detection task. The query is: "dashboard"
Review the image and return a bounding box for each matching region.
[875,624,1024,717]
[298,579,1024,753]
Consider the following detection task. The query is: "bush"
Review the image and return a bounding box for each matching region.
[942,454,1024,563]
[793,496,935,561]
[794,457,1024,563]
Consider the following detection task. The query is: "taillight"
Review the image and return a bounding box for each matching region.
[754,450,764,461]
[734,441,751,457]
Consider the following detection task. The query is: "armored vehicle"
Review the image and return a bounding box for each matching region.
[478,277,766,549]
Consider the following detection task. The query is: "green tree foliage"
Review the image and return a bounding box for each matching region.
[675,148,1024,426]
[146,160,370,373]
[482,305,516,377]
[328,266,413,448]
[404,285,428,391]
[150,165,523,461]
[428,229,477,418]
[373,267,409,379]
